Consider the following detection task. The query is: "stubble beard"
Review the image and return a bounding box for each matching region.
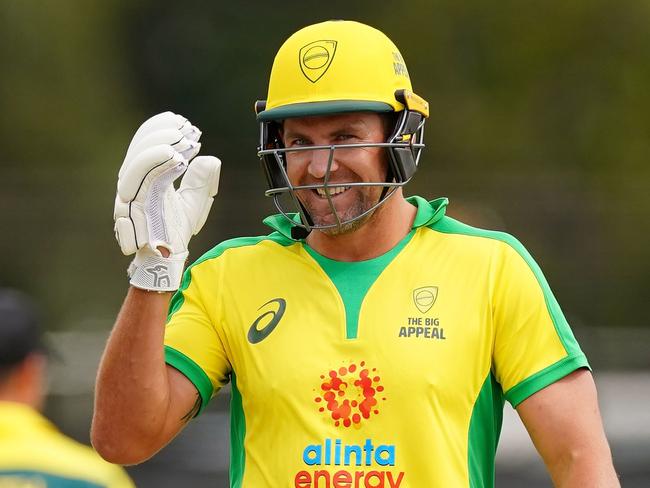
[305,186,383,236]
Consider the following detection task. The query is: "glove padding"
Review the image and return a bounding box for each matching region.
[114,112,221,291]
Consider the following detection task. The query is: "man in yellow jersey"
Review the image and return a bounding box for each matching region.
[93,20,619,487]
[0,289,134,487]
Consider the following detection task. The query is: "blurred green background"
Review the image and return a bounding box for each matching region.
[1,1,649,485]
[2,0,648,366]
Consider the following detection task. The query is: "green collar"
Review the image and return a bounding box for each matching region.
[262,195,449,241]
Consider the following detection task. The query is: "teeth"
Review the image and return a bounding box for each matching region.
[316,186,350,197]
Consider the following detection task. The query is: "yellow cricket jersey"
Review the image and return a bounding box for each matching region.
[164,196,589,488]
[0,402,133,487]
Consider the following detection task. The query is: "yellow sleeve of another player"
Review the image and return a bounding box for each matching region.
[492,240,589,407]
[164,259,231,412]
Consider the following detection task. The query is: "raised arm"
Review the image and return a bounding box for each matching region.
[92,288,199,464]
[92,112,220,464]
[516,369,620,487]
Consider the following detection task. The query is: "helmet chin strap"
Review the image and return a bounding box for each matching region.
[379,164,395,201]
[292,200,313,240]
[291,226,310,240]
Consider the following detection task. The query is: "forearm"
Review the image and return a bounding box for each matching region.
[97,111,219,463]
[548,447,620,488]
[92,287,172,463]
[518,370,620,488]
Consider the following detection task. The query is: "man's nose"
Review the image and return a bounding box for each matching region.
[307,147,339,179]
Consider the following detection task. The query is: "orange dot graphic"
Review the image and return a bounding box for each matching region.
[316,360,385,428]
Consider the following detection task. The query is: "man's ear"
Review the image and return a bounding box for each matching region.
[20,352,48,380]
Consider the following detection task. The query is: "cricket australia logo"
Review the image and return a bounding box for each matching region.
[145,264,171,289]
[413,286,438,314]
[400,286,445,340]
[299,40,337,83]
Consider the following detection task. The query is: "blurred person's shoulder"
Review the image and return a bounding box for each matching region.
[0,402,134,487]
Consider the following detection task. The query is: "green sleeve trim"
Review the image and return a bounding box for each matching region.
[164,345,214,415]
[505,354,591,407]
[429,216,584,358]
[164,233,294,418]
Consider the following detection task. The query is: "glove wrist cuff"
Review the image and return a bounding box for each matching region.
[128,251,188,292]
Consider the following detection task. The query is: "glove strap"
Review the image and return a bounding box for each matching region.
[127,251,188,292]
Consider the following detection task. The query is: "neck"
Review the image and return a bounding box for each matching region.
[0,355,46,410]
[306,191,416,261]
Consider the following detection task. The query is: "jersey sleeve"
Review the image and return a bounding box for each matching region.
[164,259,231,414]
[492,239,589,407]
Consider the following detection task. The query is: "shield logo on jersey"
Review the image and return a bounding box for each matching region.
[413,286,438,314]
[299,40,337,83]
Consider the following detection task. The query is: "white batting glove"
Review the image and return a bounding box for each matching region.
[114,112,221,292]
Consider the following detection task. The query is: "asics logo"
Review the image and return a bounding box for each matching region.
[248,298,286,344]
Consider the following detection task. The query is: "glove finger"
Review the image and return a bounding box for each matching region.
[121,112,195,177]
[180,121,201,143]
[118,145,186,202]
[180,141,201,161]
[114,193,137,255]
[178,155,221,234]
[130,112,188,151]
[127,129,200,165]
[114,194,149,254]
[115,216,137,255]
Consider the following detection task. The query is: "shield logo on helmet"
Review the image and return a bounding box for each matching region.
[299,40,337,83]
[413,286,438,314]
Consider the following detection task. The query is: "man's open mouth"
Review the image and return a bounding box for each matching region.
[314,186,351,198]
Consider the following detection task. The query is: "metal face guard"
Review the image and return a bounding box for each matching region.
[257,112,426,234]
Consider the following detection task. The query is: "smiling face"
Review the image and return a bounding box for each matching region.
[281,112,390,235]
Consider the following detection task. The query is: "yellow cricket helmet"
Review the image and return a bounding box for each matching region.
[256,20,429,121]
[256,20,429,238]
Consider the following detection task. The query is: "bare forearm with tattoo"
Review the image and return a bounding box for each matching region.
[92,288,199,464]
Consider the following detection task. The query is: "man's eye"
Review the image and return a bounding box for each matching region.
[290,138,308,146]
[335,134,356,142]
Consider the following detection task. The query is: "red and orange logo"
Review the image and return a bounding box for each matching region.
[314,361,386,428]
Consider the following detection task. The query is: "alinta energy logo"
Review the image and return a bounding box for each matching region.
[294,361,404,487]
[299,40,337,83]
[313,361,386,428]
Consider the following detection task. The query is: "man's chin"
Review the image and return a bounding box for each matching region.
[313,209,376,236]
